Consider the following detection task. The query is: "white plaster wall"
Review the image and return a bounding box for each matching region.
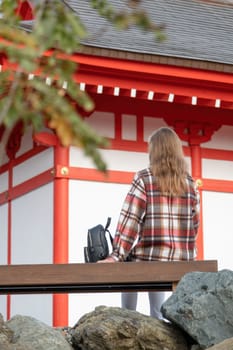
[0,296,7,321]
[10,294,52,325]
[203,125,233,151]
[202,159,233,180]
[10,183,53,325]
[0,204,8,320]
[84,113,169,142]
[84,111,115,139]
[144,116,168,141]
[13,148,53,186]
[122,114,137,140]
[11,183,53,264]
[70,147,149,172]
[201,125,233,270]
[0,171,8,193]
[202,191,233,271]
[0,204,8,265]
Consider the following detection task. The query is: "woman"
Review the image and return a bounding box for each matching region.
[99,127,200,319]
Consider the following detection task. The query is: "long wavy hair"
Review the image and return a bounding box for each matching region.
[148,127,188,196]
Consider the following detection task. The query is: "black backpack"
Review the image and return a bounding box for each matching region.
[84,217,113,263]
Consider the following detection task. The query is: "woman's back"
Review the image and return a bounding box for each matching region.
[131,167,199,261]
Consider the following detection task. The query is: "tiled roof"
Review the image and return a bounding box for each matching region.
[65,0,233,66]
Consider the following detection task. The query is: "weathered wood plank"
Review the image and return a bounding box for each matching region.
[0,260,218,294]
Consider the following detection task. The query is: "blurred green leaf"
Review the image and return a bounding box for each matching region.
[0,0,165,171]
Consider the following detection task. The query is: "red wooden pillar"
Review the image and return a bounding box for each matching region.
[190,143,204,260]
[188,123,220,260]
[34,132,69,326]
[173,121,207,260]
[53,144,69,327]
[174,121,221,260]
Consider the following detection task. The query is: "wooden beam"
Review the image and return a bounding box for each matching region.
[0,260,218,294]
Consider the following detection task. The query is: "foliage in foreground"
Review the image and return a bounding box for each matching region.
[0,0,164,171]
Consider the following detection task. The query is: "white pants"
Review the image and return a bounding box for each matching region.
[121,291,166,319]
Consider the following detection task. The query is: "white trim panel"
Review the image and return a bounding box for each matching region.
[0,172,8,193]
[202,191,233,271]
[202,159,233,181]
[13,148,53,186]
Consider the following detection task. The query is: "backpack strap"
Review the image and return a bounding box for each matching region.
[104,217,113,245]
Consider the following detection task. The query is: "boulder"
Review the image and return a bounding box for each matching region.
[6,314,73,350]
[72,305,189,350]
[161,269,233,349]
[0,313,13,345]
[206,337,233,350]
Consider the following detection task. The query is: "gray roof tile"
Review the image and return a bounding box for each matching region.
[65,0,233,65]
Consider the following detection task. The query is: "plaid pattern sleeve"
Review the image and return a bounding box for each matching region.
[192,183,200,232]
[111,173,147,261]
[111,168,200,262]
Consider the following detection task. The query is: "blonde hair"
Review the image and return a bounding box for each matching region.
[148,127,188,196]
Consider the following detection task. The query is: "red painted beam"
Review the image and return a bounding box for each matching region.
[91,93,233,126]
[1,50,233,104]
[71,54,233,101]
[16,1,34,20]
[202,179,233,193]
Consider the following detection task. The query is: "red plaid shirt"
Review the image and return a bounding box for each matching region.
[111,168,200,262]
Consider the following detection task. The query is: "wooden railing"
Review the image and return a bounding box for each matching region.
[0,260,218,294]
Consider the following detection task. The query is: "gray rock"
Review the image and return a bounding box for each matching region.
[161,269,233,349]
[0,342,32,350]
[6,314,73,350]
[206,337,233,350]
[72,305,189,350]
[0,313,13,344]
[190,346,202,350]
